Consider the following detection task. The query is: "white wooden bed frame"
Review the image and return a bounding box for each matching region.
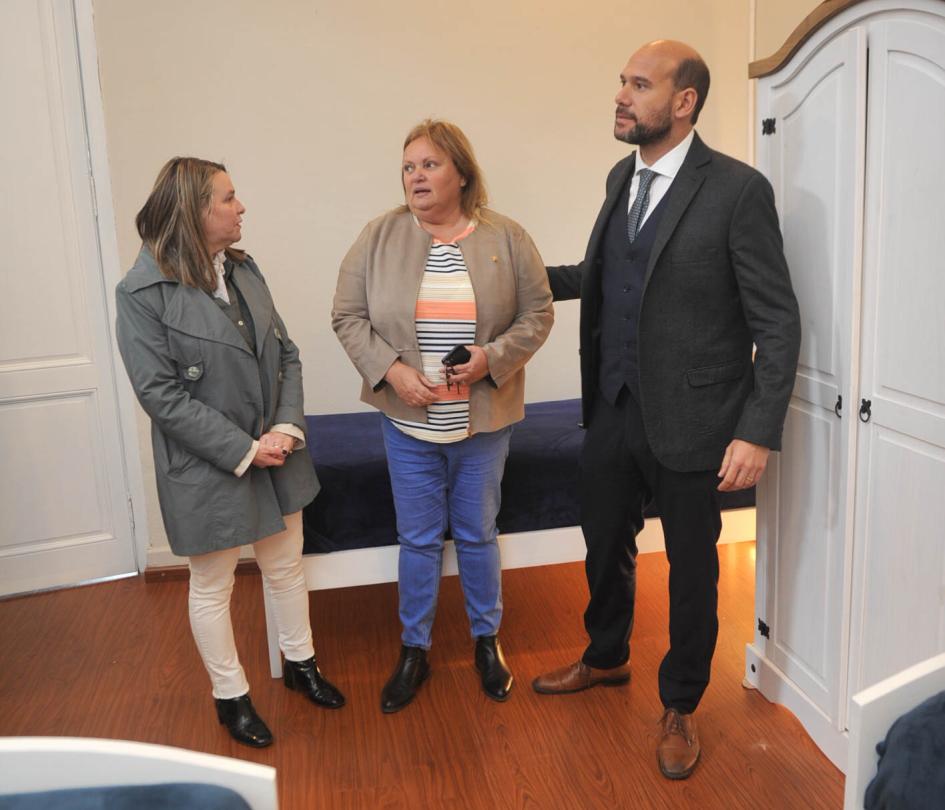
[0,736,277,809]
[844,652,945,809]
[263,507,757,677]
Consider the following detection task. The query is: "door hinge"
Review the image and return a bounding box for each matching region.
[127,495,136,533]
[834,394,842,418]
[758,618,770,638]
[761,118,776,135]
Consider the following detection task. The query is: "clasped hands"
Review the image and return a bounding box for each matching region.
[385,347,489,407]
[717,439,769,492]
[252,431,297,468]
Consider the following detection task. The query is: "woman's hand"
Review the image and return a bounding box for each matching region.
[252,442,287,468]
[444,345,489,386]
[261,431,297,455]
[252,431,297,468]
[385,360,439,407]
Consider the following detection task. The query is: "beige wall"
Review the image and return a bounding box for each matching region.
[755,0,823,62]
[94,0,816,557]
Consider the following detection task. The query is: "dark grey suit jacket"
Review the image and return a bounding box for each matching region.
[548,132,800,472]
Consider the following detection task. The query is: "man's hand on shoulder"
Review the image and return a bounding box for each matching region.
[717,439,770,492]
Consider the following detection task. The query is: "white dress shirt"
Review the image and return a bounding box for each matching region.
[626,129,695,229]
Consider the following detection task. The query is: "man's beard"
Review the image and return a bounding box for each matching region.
[615,110,673,146]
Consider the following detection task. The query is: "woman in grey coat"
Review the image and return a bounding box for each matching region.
[116,157,344,747]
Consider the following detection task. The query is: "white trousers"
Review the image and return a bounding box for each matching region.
[188,511,314,699]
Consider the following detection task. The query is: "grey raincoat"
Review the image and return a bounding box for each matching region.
[116,247,318,556]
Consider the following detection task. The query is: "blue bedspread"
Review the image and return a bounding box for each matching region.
[302,399,754,554]
[0,783,250,809]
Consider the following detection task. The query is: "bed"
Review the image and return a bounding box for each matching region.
[262,398,755,677]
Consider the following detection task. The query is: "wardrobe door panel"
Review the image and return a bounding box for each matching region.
[849,14,945,695]
[754,26,865,719]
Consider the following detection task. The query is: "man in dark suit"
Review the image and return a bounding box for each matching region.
[532,40,801,779]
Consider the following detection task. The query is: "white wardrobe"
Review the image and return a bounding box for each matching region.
[745,0,945,770]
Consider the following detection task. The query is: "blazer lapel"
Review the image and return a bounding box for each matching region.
[230,261,273,358]
[589,156,635,255]
[581,152,636,300]
[401,221,432,341]
[644,133,711,288]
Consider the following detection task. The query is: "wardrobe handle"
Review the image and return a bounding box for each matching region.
[834,395,842,418]
[859,399,872,423]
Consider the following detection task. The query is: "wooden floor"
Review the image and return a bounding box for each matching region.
[0,542,843,809]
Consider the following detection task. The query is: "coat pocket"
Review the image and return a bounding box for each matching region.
[686,360,745,387]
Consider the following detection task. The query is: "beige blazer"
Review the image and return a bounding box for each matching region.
[332,208,554,435]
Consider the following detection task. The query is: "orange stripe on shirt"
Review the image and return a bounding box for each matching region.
[415,300,477,320]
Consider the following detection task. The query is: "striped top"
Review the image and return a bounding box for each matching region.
[389,222,477,443]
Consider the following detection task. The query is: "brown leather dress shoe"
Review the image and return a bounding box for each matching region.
[657,708,700,779]
[531,660,630,694]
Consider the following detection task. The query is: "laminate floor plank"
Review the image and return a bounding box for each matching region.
[0,542,843,809]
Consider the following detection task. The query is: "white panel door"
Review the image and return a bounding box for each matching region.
[847,14,945,695]
[754,27,865,719]
[0,0,136,594]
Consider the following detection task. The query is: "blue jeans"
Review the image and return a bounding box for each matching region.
[381,418,512,649]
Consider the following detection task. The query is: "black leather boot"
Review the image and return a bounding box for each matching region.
[475,635,513,701]
[214,694,273,747]
[380,645,429,714]
[283,656,346,709]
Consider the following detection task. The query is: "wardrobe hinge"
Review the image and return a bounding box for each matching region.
[758,618,770,638]
[761,118,776,135]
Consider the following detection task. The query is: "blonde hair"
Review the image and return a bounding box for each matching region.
[135,157,245,291]
[402,119,488,218]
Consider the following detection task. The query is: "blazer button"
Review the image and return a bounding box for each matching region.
[186,366,200,379]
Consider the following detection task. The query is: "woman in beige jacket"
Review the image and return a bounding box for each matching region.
[332,120,553,712]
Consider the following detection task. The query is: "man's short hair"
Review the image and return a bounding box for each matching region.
[674,58,710,124]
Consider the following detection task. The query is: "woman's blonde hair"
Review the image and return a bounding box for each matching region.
[135,157,245,291]
[402,119,488,218]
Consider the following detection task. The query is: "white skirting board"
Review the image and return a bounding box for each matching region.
[259,507,757,677]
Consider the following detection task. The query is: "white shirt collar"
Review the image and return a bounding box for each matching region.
[636,129,695,180]
[211,251,229,303]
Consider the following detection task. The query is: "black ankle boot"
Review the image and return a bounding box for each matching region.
[214,694,273,747]
[380,645,429,714]
[475,635,513,701]
[283,656,346,709]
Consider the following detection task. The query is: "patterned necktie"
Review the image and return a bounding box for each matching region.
[627,168,656,244]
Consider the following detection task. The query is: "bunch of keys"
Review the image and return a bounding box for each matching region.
[441,344,472,391]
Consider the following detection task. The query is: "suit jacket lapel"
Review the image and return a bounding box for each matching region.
[583,155,635,304]
[230,261,273,358]
[644,133,711,288]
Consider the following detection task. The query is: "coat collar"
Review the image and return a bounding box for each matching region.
[126,246,268,356]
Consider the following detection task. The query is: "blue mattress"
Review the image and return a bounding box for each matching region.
[302,399,754,553]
